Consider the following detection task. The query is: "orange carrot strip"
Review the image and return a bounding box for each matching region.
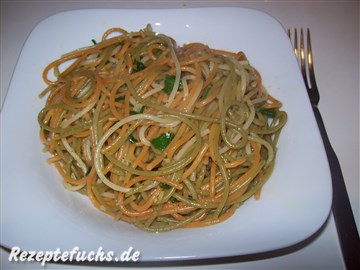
[210,162,217,198]
[185,206,237,228]
[224,156,247,169]
[102,27,128,40]
[130,188,160,212]
[263,95,282,109]
[181,143,209,181]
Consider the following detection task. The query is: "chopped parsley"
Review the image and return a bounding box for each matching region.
[162,74,182,95]
[128,135,138,144]
[259,108,276,118]
[150,132,175,151]
[132,60,146,73]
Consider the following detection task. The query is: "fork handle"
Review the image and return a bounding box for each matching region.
[312,105,360,269]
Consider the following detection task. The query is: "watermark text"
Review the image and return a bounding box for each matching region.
[8,246,140,266]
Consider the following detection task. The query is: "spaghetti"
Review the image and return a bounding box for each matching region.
[38,25,287,232]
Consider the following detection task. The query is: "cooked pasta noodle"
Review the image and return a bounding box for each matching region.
[38,25,287,232]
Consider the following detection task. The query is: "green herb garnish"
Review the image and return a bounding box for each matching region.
[150,132,175,151]
[259,108,276,118]
[116,41,124,46]
[115,96,125,102]
[169,197,178,203]
[160,183,171,189]
[162,74,182,95]
[91,39,97,45]
[153,48,163,57]
[128,135,138,144]
[200,86,211,100]
[133,60,146,73]
[130,106,145,115]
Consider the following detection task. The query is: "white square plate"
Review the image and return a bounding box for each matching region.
[1,7,332,261]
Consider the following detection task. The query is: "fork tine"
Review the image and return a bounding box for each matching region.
[306,28,320,104]
[294,29,299,59]
[289,28,319,104]
[299,28,310,90]
[288,29,299,59]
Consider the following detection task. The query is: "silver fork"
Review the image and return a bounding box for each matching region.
[288,28,360,269]
[288,28,319,106]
